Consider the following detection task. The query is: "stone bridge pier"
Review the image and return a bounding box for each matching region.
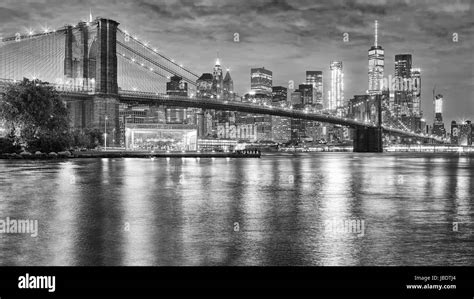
[353,127,383,152]
[64,18,120,146]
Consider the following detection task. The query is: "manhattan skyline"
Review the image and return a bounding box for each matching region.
[0,0,472,124]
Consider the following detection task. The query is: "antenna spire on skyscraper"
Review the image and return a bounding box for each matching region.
[216,51,220,66]
[374,20,378,47]
[89,8,93,22]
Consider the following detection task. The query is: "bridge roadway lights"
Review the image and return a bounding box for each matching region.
[353,127,383,153]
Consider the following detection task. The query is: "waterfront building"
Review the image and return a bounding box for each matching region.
[124,123,197,151]
[197,137,238,152]
[271,116,291,143]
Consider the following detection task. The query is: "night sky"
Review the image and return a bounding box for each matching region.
[0,0,472,123]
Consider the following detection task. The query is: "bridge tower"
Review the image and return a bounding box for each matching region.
[64,18,119,146]
[353,94,383,152]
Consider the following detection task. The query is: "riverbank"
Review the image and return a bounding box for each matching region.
[0,150,261,159]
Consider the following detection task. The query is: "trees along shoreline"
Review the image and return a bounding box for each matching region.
[0,79,102,155]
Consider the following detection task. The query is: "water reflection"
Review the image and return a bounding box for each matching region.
[0,153,473,266]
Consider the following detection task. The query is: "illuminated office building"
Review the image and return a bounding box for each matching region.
[458,121,472,146]
[212,56,223,99]
[368,20,384,95]
[272,86,288,106]
[411,68,421,116]
[166,75,188,124]
[298,84,313,106]
[394,54,412,116]
[196,73,213,99]
[432,94,446,137]
[329,61,343,112]
[223,69,234,100]
[250,67,272,96]
[306,71,323,109]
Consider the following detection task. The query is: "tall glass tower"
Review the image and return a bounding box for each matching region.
[306,71,323,109]
[368,20,384,95]
[329,61,343,111]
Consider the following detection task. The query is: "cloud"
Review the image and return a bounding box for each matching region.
[0,0,472,123]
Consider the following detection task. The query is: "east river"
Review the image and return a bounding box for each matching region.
[0,153,473,266]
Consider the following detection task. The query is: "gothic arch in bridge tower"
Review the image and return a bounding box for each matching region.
[88,38,97,81]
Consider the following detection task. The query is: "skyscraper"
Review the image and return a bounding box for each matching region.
[223,69,234,100]
[329,61,343,111]
[250,67,272,96]
[458,121,473,146]
[368,20,384,95]
[272,86,288,105]
[395,54,412,78]
[394,54,412,116]
[271,86,291,142]
[451,121,459,144]
[411,68,421,117]
[306,71,323,109]
[432,93,446,137]
[166,75,188,124]
[298,84,313,105]
[212,56,223,99]
[196,73,214,136]
[196,73,213,99]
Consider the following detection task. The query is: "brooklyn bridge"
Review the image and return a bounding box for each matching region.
[0,18,443,152]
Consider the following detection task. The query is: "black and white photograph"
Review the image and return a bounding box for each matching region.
[0,0,473,297]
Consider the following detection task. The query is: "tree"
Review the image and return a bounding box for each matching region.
[0,78,71,152]
[70,128,103,149]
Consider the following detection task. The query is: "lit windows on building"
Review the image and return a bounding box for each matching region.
[460,121,472,146]
[306,71,323,109]
[212,58,224,98]
[329,61,343,111]
[196,73,213,99]
[166,75,187,124]
[433,94,446,137]
[197,138,238,152]
[298,84,313,106]
[368,20,384,95]
[411,68,421,116]
[271,116,291,143]
[125,123,197,151]
[434,94,443,116]
[251,67,272,96]
[272,86,288,106]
